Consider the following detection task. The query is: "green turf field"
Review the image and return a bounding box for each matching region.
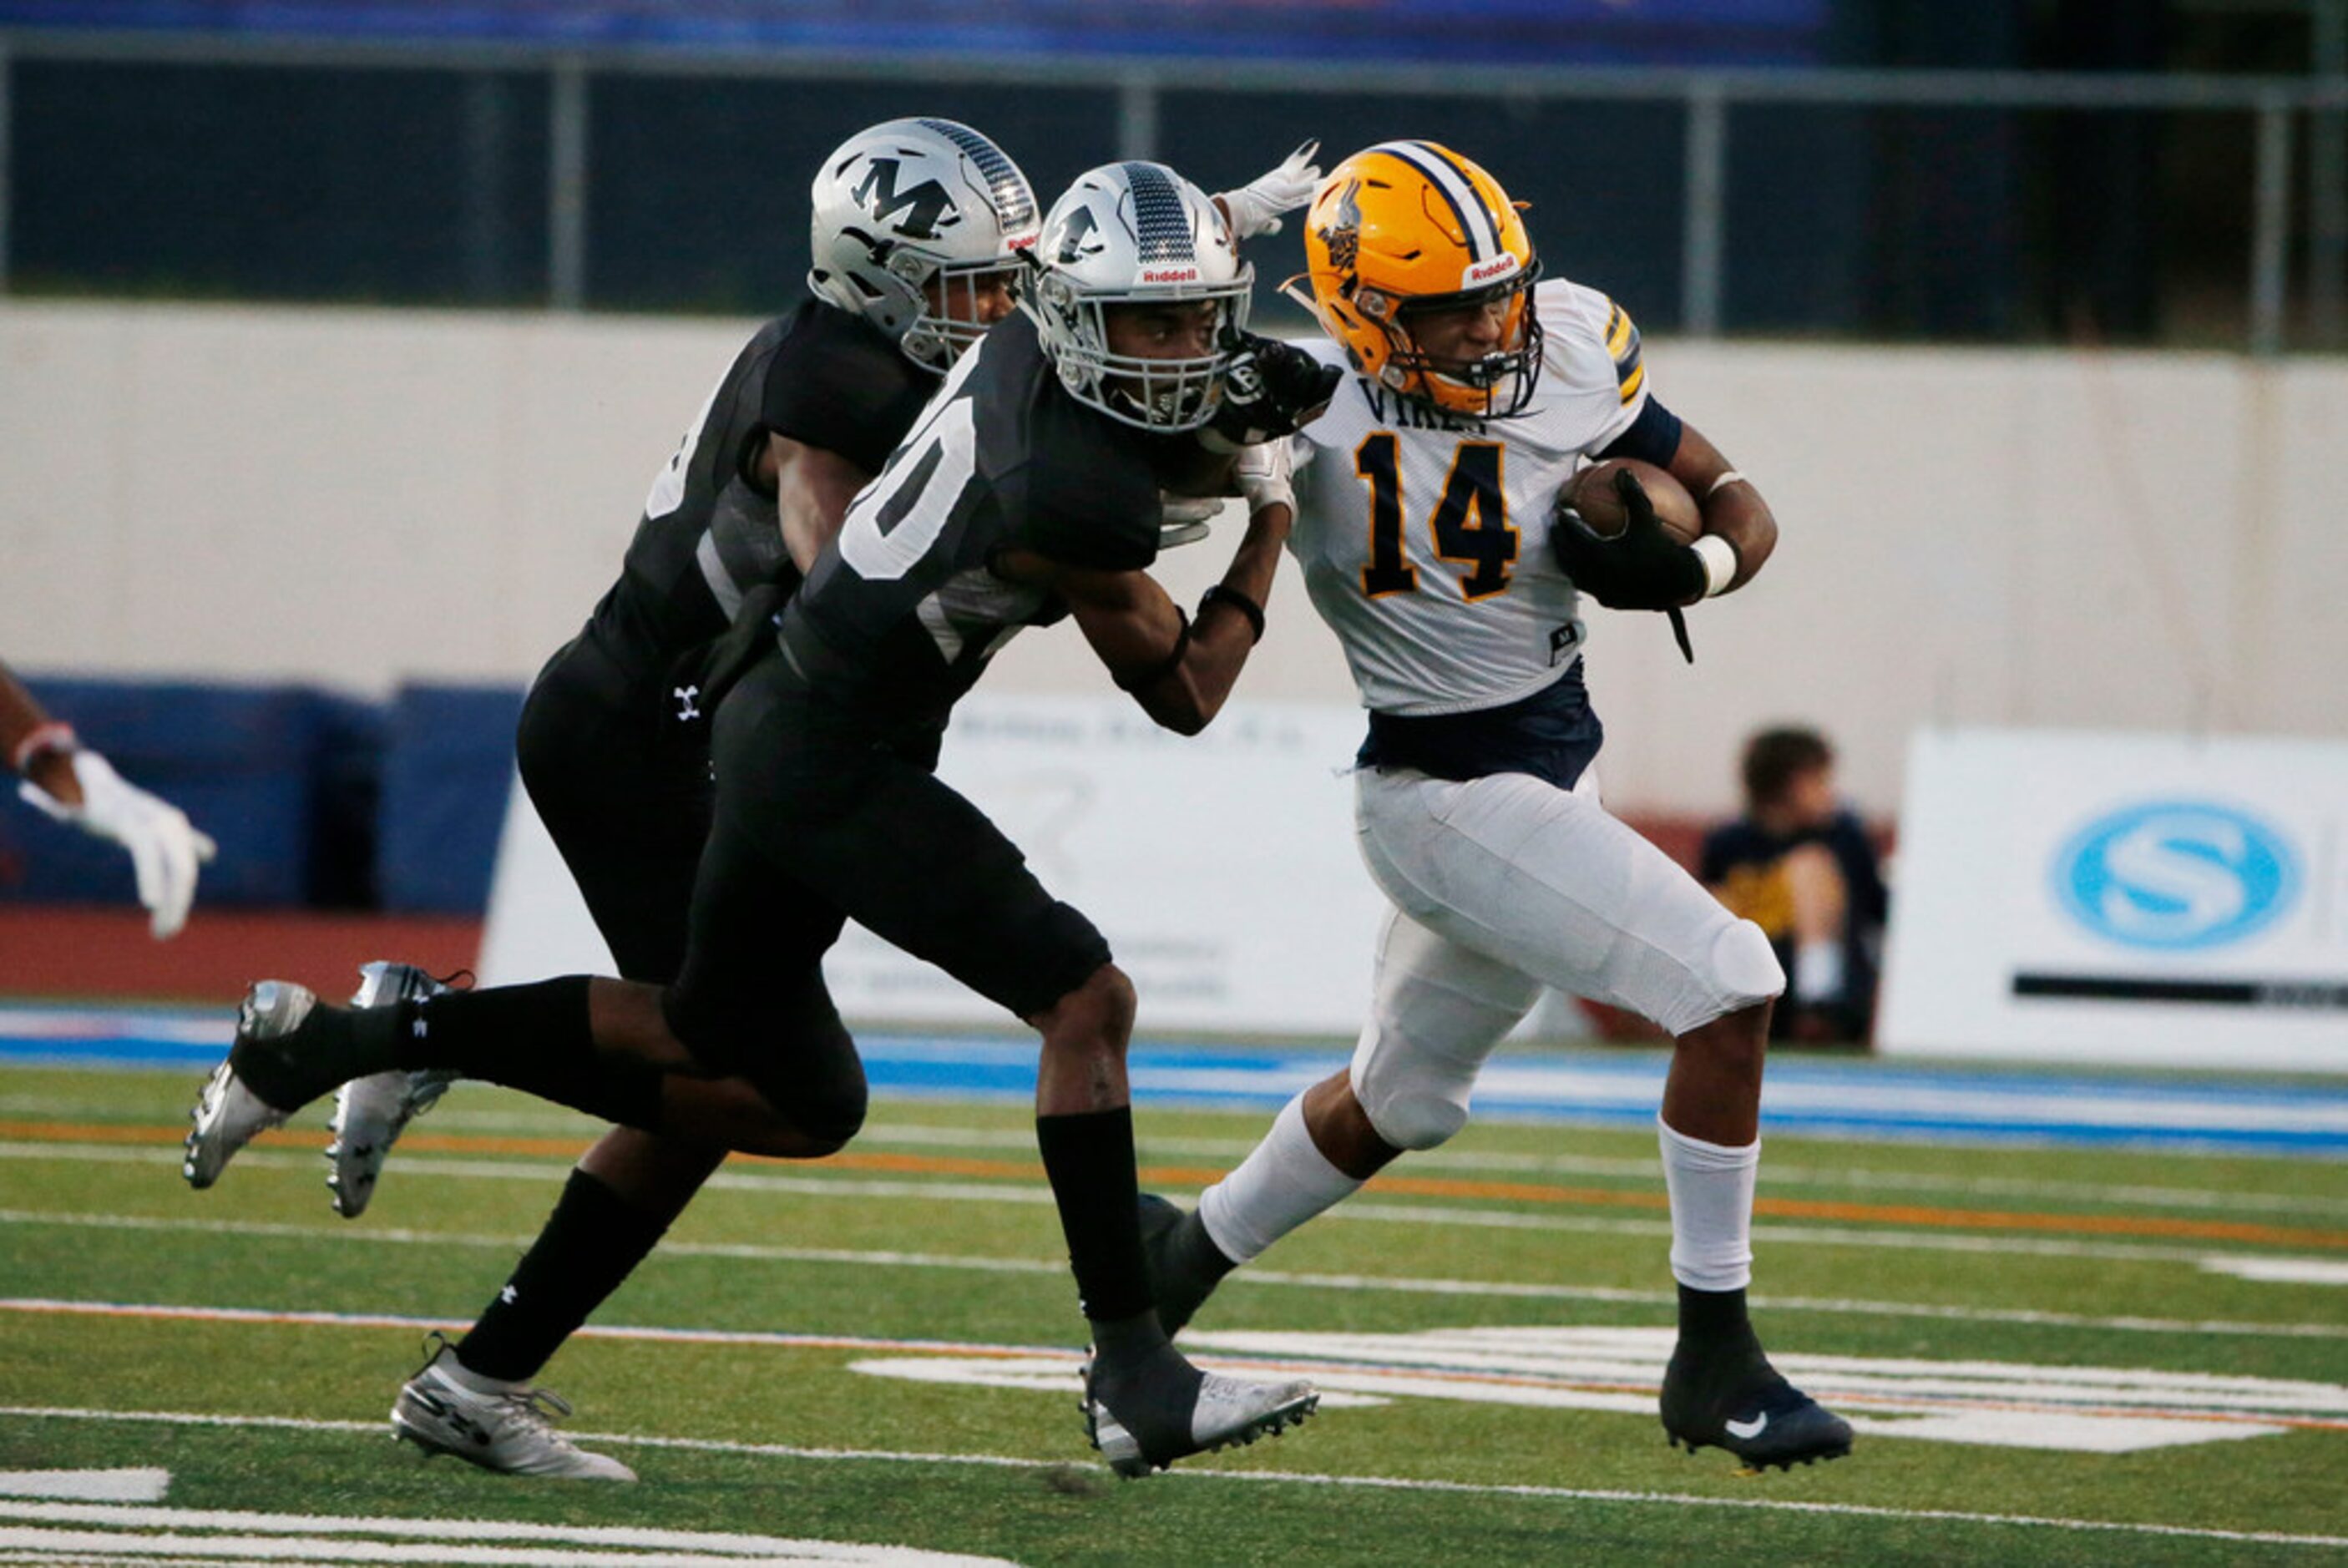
[3,1063,2345,1565]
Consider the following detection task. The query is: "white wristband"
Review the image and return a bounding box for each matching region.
[1706,469,1748,498]
[1691,534,1739,597]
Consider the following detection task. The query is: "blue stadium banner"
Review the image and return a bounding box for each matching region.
[0,2,1826,65]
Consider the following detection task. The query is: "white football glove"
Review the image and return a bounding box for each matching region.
[1236,440,1295,520]
[20,750,217,939]
[1216,141,1323,240]
[1158,493,1226,549]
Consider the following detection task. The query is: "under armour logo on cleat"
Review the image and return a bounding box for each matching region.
[500,1285,519,1305]
[1725,1413,1769,1440]
[673,684,703,721]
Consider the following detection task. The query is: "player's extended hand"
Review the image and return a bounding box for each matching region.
[1235,440,1295,521]
[1551,468,1708,612]
[18,750,217,939]
[1209,331,1341,448]
[1215,141,1323,240]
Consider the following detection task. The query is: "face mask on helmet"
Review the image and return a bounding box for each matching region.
[807,117,1040,371]
[1292,141,1546,418]
[1021,161,1255,432]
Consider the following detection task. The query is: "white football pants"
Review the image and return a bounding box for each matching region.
[1348,764,1784,1151]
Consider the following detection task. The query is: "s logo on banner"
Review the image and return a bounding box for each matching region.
[2052,801,2299,951]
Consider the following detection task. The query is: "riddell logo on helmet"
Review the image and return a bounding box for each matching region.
[1462,255,1521,286]
[1141,266,1201,284]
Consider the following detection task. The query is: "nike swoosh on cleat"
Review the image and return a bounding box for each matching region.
[1724,1414,1769,1440]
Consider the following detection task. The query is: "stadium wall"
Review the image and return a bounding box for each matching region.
[4,299,2341,818]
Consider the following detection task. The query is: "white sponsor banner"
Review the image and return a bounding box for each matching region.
[1880,727,2348,1070]
[481,692,1388,1035]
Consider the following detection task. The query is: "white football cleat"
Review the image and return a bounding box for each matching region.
[183,980,316,1190]
[391,1338,635,1481]
[326,962,458,1219]
[1083,1361,1318,1479]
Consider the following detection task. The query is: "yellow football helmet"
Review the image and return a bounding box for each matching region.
[1295,141,1543,417]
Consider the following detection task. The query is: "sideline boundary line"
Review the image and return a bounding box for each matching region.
[3,1404,2343,1552]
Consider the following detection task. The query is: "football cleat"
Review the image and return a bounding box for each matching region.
[183,980,321,1190]
[326,962,458,1219]
[391,1337,635,1481]
[1081,1353,1317,1479]
[1659,1330,1853,1472]
[1136,1192,1231,1338]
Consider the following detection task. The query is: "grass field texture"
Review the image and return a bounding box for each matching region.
[2,1061,2345,1565]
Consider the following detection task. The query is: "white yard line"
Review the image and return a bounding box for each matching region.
[0,1407,2342,1552]
[5,1095,2342,1217]
[1,1141,2338,1270]
[2,1209,2341,1340]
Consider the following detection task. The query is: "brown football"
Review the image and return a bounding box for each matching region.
[1563,458,1701,544]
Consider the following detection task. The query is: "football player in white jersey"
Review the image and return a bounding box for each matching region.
[1141,141,1854,1473]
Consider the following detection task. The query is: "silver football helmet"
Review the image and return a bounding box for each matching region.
[1021,161,1254,432]
[808,118,1040,370]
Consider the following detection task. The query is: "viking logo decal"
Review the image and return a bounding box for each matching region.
[854,158,959,240]
[1318,177,1364,279]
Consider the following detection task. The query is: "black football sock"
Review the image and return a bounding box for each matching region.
[229,1002,406,1111]
[1035,1106,1161,1351]
[1677,1282,1759,1348]
[394,978,665,1130]
[457,1169,674,1383]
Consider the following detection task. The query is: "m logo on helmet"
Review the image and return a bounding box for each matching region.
[1055,206,1106,264]
[854,159,959,241]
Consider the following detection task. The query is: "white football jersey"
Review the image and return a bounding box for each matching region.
[1287,278,1654,716]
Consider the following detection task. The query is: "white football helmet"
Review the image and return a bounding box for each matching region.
[808,118,1040,370]
[1021,161,1254,432]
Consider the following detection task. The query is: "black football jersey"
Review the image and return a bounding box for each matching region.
[782,311,1190,732]
[590,299,937,671]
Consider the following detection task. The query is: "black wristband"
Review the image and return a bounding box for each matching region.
[1199,584,1266,645]
[1114,609,1192,692]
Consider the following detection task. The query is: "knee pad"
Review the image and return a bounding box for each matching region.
[1350,1050,1472,1151]
[1710,918,1787,1009]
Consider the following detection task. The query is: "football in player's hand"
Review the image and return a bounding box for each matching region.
[1563,459,1700,544]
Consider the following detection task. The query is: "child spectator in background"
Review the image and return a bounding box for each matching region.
[1702,726,1886,1044]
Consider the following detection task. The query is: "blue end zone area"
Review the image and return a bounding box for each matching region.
[6,1006,2345,1156]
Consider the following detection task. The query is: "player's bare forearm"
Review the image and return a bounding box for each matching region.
[1667,421,1776,591]
[1052,502,1291,736]
[0,661,80,803]
[1161,502,1291,731]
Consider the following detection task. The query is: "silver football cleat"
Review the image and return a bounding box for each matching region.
[391,1338,635,1481]
[1084,1364,1318,1479]
[326,962,458,1219]
[183,980,316,1190]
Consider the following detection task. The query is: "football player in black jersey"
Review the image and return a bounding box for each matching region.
[180,118,1040,1479]
[185,154,1338,1478]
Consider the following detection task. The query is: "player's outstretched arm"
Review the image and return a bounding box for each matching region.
[3,660,217,939]
[1048,489,1293,737]
[1666,421,1778,594]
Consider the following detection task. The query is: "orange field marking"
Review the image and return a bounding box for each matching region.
[7,1119,2346,1251]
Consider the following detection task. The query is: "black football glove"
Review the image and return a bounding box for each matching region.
[1208,330,1342,447]
[1551,468,1707,612]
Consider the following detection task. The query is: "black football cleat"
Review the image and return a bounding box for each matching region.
[1136,1193,1235,1338]
[1659,1330,1853,1473]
